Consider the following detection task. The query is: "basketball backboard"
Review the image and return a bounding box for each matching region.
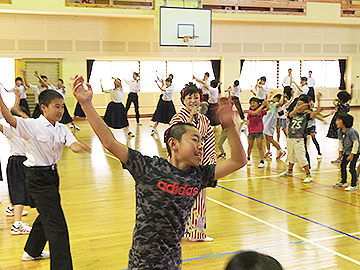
[159,6,212,47]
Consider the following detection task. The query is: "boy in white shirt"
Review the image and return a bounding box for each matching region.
[251,76,268,101]
[0,89,90,269]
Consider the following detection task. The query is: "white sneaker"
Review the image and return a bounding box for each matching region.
[6,206,28,217]
[317,154,322,159]
[189,236,214,242]
[73,124,80,130]
[258,162,265,168]
[345,186,357,191]
[137,122,142,126]
[22,251,50,261]
[11,222,32,235]
[303,176,313,183]
[150,122,155,128]
[280,171,293,177]
[333,182,349,187]
[69,123,74,128]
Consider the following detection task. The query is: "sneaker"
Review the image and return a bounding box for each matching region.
[22,251,50,261]
[258,162,265,168]
[317,154,322,159]
[11,222,32,235]
[73,124,80,130]
[137,122,142,126]
[303,176,313,183]
[217,153,226,159]
[331,158,342,163]
[149,122,155,128]
[345,186,357,191]
[276,151,286,159]
[69,123,74,128]
[189,236,214,242]
[6,207,28,217]
[280,171,293,177]
[264,151,272,158]
[333,182,349,187]
[128,132,135,138]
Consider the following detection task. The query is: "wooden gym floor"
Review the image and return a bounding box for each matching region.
[0,109,360,270]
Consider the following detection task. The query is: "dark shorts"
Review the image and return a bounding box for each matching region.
[248,132,264,140]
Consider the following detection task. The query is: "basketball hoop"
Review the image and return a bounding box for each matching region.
[183,35,199,47]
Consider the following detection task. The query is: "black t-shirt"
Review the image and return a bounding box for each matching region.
[122,148,217,269]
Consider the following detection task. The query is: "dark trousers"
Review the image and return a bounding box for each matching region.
[308,87,315,102]
[341,154,359,187]
[25,168,73,270]
[0,160,2,181]
[284,86,292,100]
[231,96,245,120]
[126,93,140,123]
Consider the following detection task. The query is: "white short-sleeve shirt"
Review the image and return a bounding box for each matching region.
[283,76,292,87]
[208,86,219,104]
[16,115,78,167]
[308,77,315,87]
[229,85,241,98]
[125,80,140,93]
[255,84,268,100]
[162,84,174,102]
[30,84,56,103]
[104,87,124,103]
[3,126,26,156]
[8,85,27,99]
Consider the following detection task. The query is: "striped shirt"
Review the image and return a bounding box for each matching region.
[169,108,217,166]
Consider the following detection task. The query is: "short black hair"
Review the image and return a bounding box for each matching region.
[225,251,283,270]
[249,97,261,104]
[337,91,351,103]
[39,90,63,107]
[260,76,266,82]
[205,72,210,77]
[298,94,310,103]
[168,74,174,79]
[337,113,353,128]
[58,78,64,84]
[301,77,307,82]
[15,77,23,82]
[134,72,139,77]
[288,68,292,71]
[274,94,282,100]
[234,80,239,86]
[165,77,172,83]
[165,123,197,157]
[11,106,30,118]
[210,79,218,88]
[40,75,48,80]
[180,82,203,105]
[309,70,312,73]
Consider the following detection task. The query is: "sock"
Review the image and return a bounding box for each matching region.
[312,137,321,155]
[13,221,22,228]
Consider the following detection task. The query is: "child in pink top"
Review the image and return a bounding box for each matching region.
[247,98,269,168]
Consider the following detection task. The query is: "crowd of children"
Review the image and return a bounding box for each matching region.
[0,68,359,269]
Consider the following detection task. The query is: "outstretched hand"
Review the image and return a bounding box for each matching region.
[218,97,235,129]
[73,75,93,105]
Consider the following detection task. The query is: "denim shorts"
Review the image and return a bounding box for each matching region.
[248,132,264,140]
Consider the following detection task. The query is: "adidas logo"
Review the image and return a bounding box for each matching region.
[157,181,199,196]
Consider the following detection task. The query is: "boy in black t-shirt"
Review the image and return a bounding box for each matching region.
[72,76,247,269]
[280,93,322,183]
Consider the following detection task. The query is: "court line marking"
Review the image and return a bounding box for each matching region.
[207,195,360,266]
[217,168,340,183]
[217,185,360,241]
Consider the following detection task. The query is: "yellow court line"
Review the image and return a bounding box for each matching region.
[309,231,360,242]
[217,169,341,183]
[207,196,360,266]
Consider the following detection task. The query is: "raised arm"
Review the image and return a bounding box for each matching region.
[73,75,128,163]
[20,69,30,88]
[250,101,266,115]
[34,71,49,89]
[214,98,246,180]
[276,94,284,107]
[0,91,17,127]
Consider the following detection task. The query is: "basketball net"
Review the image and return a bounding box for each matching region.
[183,36,199,47]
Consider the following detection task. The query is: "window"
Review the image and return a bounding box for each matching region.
[0,58,15,106]
[302,60,340,88]
[89,61,139,94]
[240,61,277,89]
[140,61,166,93]
[279,60,300,87]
